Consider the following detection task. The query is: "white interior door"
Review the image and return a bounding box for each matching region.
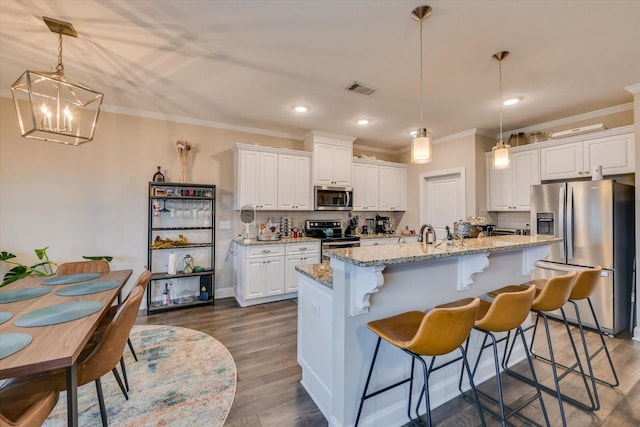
[420,168,465,239]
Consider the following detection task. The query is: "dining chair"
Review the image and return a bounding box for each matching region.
[55,260,110,276]
[0,389,59,427]
[57,260,139,389]
[87,270,151,393]
[0,274,148,427]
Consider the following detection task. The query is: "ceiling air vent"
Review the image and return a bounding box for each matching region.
[346,81,378,96]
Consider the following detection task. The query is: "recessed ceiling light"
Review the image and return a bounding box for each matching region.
[503,98,520,106]
[357,119,370,125]
[293,105,308,113]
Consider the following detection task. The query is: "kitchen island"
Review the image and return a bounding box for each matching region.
[296,235,559,427]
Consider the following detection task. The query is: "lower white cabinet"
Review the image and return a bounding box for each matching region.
[285,242,321,293]
[236,241,320,306]
[360,235,419,247]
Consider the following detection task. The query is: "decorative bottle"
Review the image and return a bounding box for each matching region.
[163,283,171,305]
[153,166,165,182]
[183,254,194,274]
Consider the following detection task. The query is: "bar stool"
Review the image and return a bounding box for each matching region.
[527,266,618,411]
[355,298,485,427]
[461,284,549,427]
[491,271,584,426]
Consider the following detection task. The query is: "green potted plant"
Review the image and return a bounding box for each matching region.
[0,247,57,287]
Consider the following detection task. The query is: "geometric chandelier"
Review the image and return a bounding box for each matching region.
[11,17,103,146]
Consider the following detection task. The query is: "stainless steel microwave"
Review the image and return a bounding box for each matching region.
[314,186,353,211]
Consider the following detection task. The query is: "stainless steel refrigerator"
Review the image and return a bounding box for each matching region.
[530,180,635,335]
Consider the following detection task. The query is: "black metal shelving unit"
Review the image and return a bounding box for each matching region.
[147,182,216,314]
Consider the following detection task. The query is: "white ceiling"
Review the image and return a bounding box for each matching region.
[1,0,639,150]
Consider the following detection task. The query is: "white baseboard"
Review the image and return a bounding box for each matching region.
[633,326,640,342]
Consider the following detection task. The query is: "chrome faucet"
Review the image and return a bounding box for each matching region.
[417,224,429,242]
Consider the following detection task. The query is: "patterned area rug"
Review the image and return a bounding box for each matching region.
[44,325,236,426]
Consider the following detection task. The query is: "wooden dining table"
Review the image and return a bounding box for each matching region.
[0,269,133,427]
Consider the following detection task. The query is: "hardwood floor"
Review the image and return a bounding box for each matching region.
[136,298,640,427]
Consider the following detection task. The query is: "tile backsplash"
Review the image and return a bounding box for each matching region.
[496,211,531,229]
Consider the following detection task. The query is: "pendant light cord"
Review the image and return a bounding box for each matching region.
[498,57,503,145]
[419,18,424,127]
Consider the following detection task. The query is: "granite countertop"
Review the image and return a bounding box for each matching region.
[233,236,320,246]
[296,263,333,288]
[354,233,418,240]
[324,235,561,267]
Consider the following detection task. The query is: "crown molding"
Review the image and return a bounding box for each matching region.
[353,143,398,155]
[0,90,304,141]
[506,102,633,135]
[625,83,640,95]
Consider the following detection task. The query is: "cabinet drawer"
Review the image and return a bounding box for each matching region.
[286,242,320,255]
[360,238,389,247]
[246,244,284,258]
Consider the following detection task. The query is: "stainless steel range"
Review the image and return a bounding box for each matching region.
[305,220,360,251]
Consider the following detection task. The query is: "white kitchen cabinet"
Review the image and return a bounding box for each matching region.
[352,161,379,211]
[278,153,312,210]
[360,235,418,247]
[360,238,390,247]
[378,165,407,211]
[303,131,355,186]
[540,130,635,180]
[237,244,285,303]
[487,149,540,211]
[234,148,278,210]
[284,241,321,293]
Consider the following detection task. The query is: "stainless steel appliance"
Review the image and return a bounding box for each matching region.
[305,220,360,255]
[314,186,353,211]
[530,180,635,335]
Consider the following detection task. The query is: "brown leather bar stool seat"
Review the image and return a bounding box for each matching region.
[355,298,485,427]
[489,271,586,427]
[462,284,549,426]
[525,266,618,411]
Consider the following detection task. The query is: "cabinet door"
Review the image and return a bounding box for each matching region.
[314,143,336,185]
[584,133,635,176]
[352,163,366,210]
[277,154,296,209]
[364,164,380,210]
[392,166,406,210]
[264,256,284,295]
[378,166,393,210]
[488,161,512,211]
[332,145,353,185]
[258,152,278,209]
[238,150,260,208]
[512,150,540,210]
[293,156,312,209]
[245,258,266,299]
[540,142,584,180]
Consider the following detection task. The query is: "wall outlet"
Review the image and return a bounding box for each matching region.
[219,220,231,229]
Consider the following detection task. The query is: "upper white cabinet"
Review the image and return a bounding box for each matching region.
[234,144,313,211]
[352,161,379,211]
[303,131,355,186]
[487,149,540,211]
[235,148,278,210]
[378,165,407,211]
[540,129,635,180]
[278,154,312,210]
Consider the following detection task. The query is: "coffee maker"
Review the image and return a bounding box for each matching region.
[375,214,392,234]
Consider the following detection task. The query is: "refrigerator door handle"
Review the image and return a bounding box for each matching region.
[567,185,574,261]
[559,186,565,260]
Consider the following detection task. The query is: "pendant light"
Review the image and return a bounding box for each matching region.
[11,17,104,146]
[491,51,511,169]
[410,5,432,164]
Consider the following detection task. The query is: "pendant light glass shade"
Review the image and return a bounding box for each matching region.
[411,128,432,164]
[491,50,511,169]
[492,142,511,169]
[11,17,103,146]
[410,5,433,164]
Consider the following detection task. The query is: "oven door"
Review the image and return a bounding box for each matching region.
[314,186,353,211]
